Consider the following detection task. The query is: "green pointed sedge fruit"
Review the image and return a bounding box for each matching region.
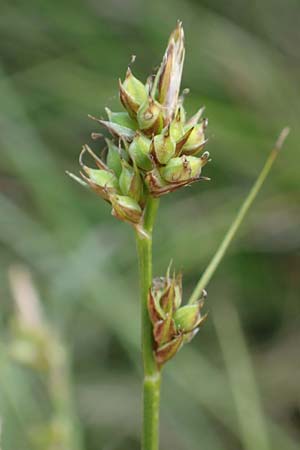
[110,194,142,224]
[128,133,152,171]
[119,160,143,202]
[160,153,210,183]
[151,126,176,164]
[105,139,123,178]
[119,67,148,117]
[137,97,164,136]
[78,145,119,200]
[182,119,208,155]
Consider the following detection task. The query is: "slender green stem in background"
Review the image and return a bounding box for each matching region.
[188,127,290,304]
[48,341,84,450]
[8,265,83,450]
[136,196,161,450]
[213,303,271,450]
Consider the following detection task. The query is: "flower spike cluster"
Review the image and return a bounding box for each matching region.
[148,265,207,366]
[69,21,210,229]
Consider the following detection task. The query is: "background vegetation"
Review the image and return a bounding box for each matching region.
[0,0,299,449]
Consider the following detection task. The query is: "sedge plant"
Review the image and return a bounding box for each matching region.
[68,22,289,450]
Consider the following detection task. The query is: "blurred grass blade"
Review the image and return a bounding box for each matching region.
[0,65,87,233]
[213,302,271,450]
[188,127,290,304]
[0,194,59,270]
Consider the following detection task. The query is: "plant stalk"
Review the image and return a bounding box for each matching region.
[188,127,290,304]
[136,196,161,450]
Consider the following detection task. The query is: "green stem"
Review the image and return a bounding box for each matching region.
[188,127,290,304]
[48,340,84,450]
[136,196,161,450]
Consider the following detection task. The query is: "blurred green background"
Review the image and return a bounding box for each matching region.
[0,0,299,449]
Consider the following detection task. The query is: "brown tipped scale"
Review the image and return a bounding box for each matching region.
[155,335,183,365]
[148,289,164,324]
[175,126,194,156]
[153,314,176,347]
[182,119,208,156]
[145,166,209,197]
[157,21,185,122]
[186,106,205,127]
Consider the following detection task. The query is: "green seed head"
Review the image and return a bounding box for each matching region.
[148,267,207,366]
[71,22,210,228]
